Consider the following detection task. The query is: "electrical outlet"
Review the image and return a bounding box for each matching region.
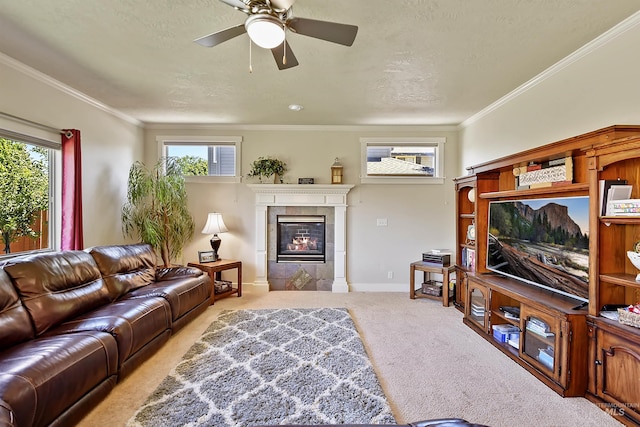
[377,218,388,226]
[387,271,393,279]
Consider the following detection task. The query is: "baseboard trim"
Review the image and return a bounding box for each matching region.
[244,282,408,293]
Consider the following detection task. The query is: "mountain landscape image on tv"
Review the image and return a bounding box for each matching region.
[487,196,590,302]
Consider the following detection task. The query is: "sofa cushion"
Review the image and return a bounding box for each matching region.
[0,268,34,351]
[125,273,211,322]
[0,331,118,427]
[47,297,171,367]
[88,244,156,300]
[2,251,111,335]
[155,266,203,281]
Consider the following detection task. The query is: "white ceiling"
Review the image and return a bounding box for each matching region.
[1,0,639,126]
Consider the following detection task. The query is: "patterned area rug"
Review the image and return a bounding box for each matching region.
[127,308,396,426]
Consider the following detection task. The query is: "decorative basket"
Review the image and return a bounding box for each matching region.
[214,280,232,294]
[618,308,640,328]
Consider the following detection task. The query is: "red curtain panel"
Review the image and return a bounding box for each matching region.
[61,129,83,250]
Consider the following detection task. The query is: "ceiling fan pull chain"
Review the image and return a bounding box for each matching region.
[283,33,287,65]
[249,37,253,73]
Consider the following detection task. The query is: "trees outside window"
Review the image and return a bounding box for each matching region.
[0,138,50,254]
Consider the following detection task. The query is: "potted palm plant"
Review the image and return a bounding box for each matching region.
[122,157,195,267]
[247,156,287,183]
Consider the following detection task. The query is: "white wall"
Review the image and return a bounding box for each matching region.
[460,13,640,174]
[0,54,144,248]
[145,126,459,289]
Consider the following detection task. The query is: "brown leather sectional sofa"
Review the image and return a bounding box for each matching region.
[0,243,212,427]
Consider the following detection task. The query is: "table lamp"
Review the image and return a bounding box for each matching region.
[202,212,228,261]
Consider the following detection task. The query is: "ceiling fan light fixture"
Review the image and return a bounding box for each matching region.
[245,14,285,49]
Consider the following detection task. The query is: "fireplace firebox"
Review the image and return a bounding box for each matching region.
[277,215,325,263]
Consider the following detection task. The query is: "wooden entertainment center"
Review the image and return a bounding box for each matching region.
[454,125,640,426]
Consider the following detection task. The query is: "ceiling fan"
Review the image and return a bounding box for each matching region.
[194,0,358,70]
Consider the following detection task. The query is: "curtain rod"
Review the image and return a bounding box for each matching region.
[0,111,68,136]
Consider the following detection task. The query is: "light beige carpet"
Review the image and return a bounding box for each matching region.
[77,288,622,427]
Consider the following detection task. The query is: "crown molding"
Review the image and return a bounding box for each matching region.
[143,122,459,132]
[0,52,141,127]
[460,10,640,129]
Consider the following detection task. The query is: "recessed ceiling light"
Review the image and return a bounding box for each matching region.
[288,104,304,112]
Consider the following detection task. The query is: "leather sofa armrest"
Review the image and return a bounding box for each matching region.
[155,266,203,282]
[0,399,16,427]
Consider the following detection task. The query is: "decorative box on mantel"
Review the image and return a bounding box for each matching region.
[247,184,354,293]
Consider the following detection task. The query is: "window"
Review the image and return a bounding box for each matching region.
[360,137,445,184]
[157,136,242,183]
[0,128,59,257]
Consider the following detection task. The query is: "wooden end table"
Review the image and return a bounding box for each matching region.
[410,261,455,307]
[188,259,242,305]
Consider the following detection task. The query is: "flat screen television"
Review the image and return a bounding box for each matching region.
[487,196,590,302]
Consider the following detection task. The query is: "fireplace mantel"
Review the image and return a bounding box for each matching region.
[248,184,354,292]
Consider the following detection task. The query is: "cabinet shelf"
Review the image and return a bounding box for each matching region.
[525,328,555,344]
[600,216,640,225]
[599,273,640,288]
[491,309,520,327]
[480,183,589,200]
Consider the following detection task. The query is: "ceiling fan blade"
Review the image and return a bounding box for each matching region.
[270,0,297,10]
[287,17,358,46]
[218,0,248,9]
[194,24,246,47]
[271,42,299,70]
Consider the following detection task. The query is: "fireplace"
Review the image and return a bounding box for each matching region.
[277,215,325,263]
[248,184,353,292]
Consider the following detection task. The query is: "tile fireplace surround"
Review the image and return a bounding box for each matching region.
[248,184,354,292]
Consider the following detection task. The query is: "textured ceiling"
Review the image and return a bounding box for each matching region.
[0,0,639,126]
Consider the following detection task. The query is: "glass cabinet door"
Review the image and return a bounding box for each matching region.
[520,306,562,382]
[466,282,489,333]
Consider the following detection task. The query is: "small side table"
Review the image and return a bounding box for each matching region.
[410,261,455,307]
[188,259,242,305]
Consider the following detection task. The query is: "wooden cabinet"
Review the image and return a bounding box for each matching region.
[583,132,640,425]
[520,305,563,383]
[464,279,489,332]
[453,175,476,311]
[455,126,640,415]
[465,274,588,396]
[588,318,640,425]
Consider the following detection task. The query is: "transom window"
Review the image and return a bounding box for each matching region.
[157,136,242,183]
[360,137,445,184]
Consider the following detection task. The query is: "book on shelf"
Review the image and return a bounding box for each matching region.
[527,317,548,329]
[526,324,555,337]
[606,185,633,215]
[460,247,475,271]
[466,248,476,271]
[599,179,627,216]
[607,199,640,215]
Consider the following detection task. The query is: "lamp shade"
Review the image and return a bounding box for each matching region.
[245,14,285,49]
[202,213,228,235]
